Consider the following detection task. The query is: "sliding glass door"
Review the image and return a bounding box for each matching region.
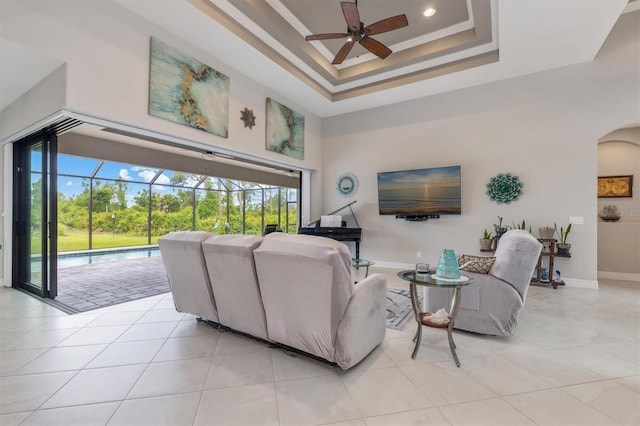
[13,133,58,298]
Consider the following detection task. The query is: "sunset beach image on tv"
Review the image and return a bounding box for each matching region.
[377,165,461,215]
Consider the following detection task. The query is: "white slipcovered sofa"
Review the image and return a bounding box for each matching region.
[158,231,219,323]
[423,230,543,336]
[158,231,387,370]
[201,234,269,341]
[254,232,387,370]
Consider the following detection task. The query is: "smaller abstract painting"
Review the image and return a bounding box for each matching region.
[149,37,229,138]
[598,175,633,198]
[265,98,304,160]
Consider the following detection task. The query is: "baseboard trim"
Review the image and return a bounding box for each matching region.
[372,261,415,270]
[598,271,640,282]
[563,278,599,289]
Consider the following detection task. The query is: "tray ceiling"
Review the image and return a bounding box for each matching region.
[190,0,498,102]
[0,0,635,118]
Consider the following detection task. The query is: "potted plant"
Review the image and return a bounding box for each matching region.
[494,216,507,237]
[539,226,555,239]
[513,219,531,233]
[555,222,572,255]
[480,229,493,251]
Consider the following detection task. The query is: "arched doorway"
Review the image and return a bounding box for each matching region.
[597,125,640,282]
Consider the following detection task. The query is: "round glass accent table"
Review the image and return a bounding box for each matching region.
[352,258,374,278]
[397,270,474,367]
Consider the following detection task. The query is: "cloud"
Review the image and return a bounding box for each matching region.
[155,174,170,185]
[137,169,169,190]
[119,169,133,181]
[65,181,73,187]
[137,169,156,183]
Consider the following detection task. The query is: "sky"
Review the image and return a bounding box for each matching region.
[57,154,183,205]
[55,155,271,207]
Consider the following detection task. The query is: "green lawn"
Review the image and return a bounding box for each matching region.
[43,229,159,252]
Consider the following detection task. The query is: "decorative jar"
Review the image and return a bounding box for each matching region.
[435,249,461,279]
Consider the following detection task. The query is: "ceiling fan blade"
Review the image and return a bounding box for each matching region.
[365,14,408,36]
[341,2,361,30]
[359,36,392,59]
[305,33,349,41]
[332,39,357,64]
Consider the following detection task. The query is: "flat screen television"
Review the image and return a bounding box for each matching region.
[377,165,461,218]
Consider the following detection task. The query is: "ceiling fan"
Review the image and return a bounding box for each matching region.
[305,1,408,65]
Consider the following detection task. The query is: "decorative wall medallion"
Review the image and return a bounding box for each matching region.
[337,173,358,197]
[240,107,256,129]
[486,173,523,204]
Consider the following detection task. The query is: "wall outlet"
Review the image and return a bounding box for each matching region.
[417,251,422,258]
[569,216,584,225]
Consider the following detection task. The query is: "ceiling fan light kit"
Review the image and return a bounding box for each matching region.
[305,1,408,65]
[423,8,436,17]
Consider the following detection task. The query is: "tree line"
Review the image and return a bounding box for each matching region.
[53,173,297,238]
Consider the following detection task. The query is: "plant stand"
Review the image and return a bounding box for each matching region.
[479,237,571,289]
[532,239,570,289]
[480,236,500,253]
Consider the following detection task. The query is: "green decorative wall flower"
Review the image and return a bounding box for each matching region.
[486,173,523,204]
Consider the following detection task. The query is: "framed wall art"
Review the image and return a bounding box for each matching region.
[149,37,229,138]
[265,98,304,160]
[598,175,633,198]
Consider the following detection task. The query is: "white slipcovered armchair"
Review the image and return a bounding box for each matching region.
[423,230,543,336]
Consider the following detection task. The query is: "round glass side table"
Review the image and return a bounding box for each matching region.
[397,270,474,367]
[352,258,374,278]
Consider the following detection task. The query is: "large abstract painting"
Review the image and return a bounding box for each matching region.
[265,98,304,160]
[149,37,229,138]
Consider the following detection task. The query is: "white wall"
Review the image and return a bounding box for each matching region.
[0,144,3,285]
[0,65,67,141]
[322,11,640,286]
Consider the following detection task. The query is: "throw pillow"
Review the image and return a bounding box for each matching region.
[457,254,496,274]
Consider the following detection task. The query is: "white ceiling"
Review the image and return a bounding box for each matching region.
[0,0,636,118]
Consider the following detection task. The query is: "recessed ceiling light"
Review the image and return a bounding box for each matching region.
[423,7,436,17]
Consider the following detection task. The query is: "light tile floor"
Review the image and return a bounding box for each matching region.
[0,269,638,426]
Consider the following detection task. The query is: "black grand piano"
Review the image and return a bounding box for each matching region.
[298,201,362,258]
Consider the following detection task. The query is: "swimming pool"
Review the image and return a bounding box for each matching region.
[58,247,161,269]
